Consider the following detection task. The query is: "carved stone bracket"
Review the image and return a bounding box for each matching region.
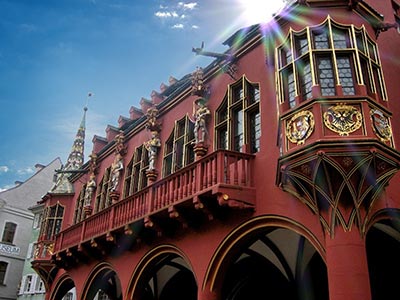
[277,144,400,237]
[83,206,93,217]
[217,193,255,209]
[110,191,120,204]
[144,216,162,236]
[193,143,209,159]
[146,169,158,183]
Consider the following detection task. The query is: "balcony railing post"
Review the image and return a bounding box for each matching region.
[80,221,86,246]
[233,154,239,185]
[218,151,226,184]
[212,155,217,185]
[147,185,155,214]
[57,233,64,252]
[108,206,115,232]
[196,159,203,193]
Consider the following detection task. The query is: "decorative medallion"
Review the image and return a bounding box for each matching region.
[286,110,315,145]
[370,108,392,142]
[323,103,362,136]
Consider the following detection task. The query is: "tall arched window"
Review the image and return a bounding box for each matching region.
[215,76,261,153]
[1,222,17,244]
[163,116,195,177]
[40,204,64,240]
[277,17,387,109]
[94,167,111,212]
[123,145,149,197]
[73,186,85,224]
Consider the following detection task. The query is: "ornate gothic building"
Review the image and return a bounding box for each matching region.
[32,1,400,300]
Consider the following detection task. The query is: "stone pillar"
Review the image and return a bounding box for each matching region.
[325,227,371,300]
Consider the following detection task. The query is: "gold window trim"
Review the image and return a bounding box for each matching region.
[276,16,388,107]
[162,115,194,177]
[214,75,261,152]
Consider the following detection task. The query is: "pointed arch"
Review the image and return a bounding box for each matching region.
[203,215,327,299]
[365,209,400,299]
[81,262,122,300]
[126,244,197,300]
[49,273,75,300]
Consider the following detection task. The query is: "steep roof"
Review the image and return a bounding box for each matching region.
[0,158,62,210]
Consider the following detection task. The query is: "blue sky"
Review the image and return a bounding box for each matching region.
[0,0,284,191]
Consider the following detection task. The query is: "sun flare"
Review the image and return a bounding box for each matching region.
[237,0,285,26]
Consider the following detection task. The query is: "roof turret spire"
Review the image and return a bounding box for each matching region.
[64,106,87,171]
[51,94,92,194]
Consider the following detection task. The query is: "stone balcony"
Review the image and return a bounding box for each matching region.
[49,150,255,268]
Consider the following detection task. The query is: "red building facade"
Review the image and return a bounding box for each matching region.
[32,1,400,300]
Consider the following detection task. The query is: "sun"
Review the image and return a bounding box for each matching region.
[237,0,285,26]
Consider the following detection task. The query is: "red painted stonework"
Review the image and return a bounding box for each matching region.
[32,1,400,300]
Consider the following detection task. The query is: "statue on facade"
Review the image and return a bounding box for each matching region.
[144,131,161,170]
[114,131,127,156]
[84,174,96,207]
[145,106,161,132]
[110,154,124,192]
[193,98,210,144]
[191,67,206,96]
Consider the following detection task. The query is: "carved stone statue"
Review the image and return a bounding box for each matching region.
[191,67,206,96]
[193,98,210,144]
[144,131,161,170]
[110,154,124,192]
[84,175,96,207]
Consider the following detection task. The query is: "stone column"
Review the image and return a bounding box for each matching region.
[325,227,371,300]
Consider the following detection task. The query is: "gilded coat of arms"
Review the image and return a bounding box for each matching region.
[286,110,315,145]
[323,103,362,136]
[370,108,392,142]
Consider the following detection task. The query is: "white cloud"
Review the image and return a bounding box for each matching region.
[192,25,199,29]
[17,167,35,175]
[172,24,184,29]
[178,2,198,10]
[0,166,9,174]
[155,2,198,30]
[155,11,179,18]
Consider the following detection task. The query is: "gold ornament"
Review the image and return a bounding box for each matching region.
[286,110,315,145]
[370,109,392,142]
[323,103,362,136]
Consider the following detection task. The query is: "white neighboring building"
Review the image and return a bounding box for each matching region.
[0,159,61,300]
